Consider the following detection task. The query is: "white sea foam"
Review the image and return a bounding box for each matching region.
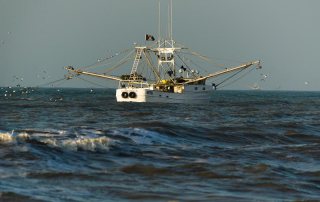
[0,132,14,143]
[16,132,30,142]
[0,132,31,144]
[61,136,111,151]
[0,130,111,151]
[35,136,112,151]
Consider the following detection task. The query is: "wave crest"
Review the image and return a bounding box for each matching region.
[0,131,111,152]
[60,136,111,151]
[0,132,30,144]
[0,132,13,143]
[33,136,112,152]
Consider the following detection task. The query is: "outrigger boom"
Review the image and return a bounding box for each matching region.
[65,66,122,81]
[65,60,261,85]
[184,60,261,84]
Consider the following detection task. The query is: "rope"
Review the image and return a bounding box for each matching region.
[36,77,66,87]
[36,75,107,89]
[216,67,255,89]
[176,54,197,77]
[178,50,227,69]
[102,49,135,74]
[176,53,209,74]
[79,48,133,70]
[178,48,251,73]
[76,76,107,88]
[33,49,133,88]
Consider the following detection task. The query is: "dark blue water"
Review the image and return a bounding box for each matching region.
[1,87,320,201]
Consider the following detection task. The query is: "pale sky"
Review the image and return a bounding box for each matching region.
[0,0,319,90]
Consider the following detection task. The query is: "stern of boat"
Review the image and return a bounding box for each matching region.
[116,88,147,102]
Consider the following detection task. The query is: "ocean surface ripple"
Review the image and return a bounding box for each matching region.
[0,88,320,201]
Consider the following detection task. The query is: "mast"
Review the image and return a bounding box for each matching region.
[154,0,177,82]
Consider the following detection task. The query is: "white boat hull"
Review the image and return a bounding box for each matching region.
[116,85,213,103]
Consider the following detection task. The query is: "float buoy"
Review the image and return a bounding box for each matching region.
[129,92,137,98]
[121,92,129,98]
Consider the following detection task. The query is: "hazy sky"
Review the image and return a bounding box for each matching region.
[0,0,319,90]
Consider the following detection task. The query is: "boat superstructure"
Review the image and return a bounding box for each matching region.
[65,0,261,103]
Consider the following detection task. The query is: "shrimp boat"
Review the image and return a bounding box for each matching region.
[65,1,261,103]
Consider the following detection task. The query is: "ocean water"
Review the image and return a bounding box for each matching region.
[0,87,319,201]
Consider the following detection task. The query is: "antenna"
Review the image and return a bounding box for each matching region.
[158,0,161,41]
[170,0,173,40]
[160,0,173,41]
[167,0,173,40]
[167,2,170,39]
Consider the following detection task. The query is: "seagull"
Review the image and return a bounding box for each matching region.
[260,74,268,81]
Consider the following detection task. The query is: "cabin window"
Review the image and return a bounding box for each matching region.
[202,87,206,90]
[194,87,198,90]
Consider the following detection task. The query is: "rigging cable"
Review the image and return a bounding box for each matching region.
[176,53,209,74]
[102,49,136,74]
[216,67,255,89]
[76,76,107,88]
[176,54,197,78]
[178,50,227,69]
[143,51,161,81]
[79,47,133,70]
[36,77,67,88]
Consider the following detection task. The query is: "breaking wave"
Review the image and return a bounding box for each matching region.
[0,130,112,152]
[0,131,30,144]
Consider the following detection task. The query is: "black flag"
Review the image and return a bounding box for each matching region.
[145,34,155,41]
